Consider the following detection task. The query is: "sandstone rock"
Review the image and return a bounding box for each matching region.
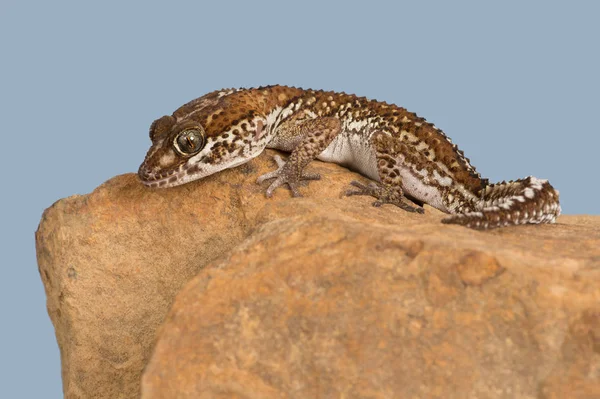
[36,150,600,398]
[140,208,600,399]
[36,150,426,398]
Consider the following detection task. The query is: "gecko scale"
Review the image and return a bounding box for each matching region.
[138,85,560,230]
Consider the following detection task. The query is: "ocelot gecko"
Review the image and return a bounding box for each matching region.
[138,85,560,229]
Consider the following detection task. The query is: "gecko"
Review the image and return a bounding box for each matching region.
[138,85,561,230]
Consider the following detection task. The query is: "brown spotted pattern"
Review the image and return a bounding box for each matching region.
[138,85,561,229]
[442,177,561,229]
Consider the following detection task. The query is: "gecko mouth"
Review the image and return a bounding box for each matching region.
[138,165,187,188]
[138,149,256,189]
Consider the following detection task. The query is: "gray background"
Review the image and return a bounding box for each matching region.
[1,1,598,397]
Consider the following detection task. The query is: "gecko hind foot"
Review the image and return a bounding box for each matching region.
[256,155,321,198]
[345,180,425,214]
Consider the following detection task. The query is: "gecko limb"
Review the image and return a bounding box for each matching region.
[257,117,341,197]
[346,181,424,213]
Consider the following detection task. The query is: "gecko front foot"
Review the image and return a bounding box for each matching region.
[257,155,321,198]
[345,180,425,214]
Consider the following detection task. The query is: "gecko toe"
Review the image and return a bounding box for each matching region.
[394,201,424,213]
[345,190,361,197]
[346,181,370,196]
[265,177,285,197]
[289,184,303,197]
[272,155,286,168]
[257,171,279,184]
[349,180,367,190]
[302,172,321,181]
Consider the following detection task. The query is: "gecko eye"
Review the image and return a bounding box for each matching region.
[174,129,205,156]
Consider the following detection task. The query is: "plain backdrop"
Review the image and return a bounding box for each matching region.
[1,1,598,397]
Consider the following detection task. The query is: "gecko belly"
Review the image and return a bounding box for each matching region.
[317,132,380,181]
[397,166,449,213]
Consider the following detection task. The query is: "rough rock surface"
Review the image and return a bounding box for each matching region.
[36,150,599,398]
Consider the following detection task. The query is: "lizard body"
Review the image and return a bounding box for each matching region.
[138,85,560,229]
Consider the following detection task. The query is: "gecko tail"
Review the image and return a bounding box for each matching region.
[442,176,561,230]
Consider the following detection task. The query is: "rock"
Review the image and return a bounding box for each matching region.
[140,208,600,399]
[35,150,600,398]
[36,149,425,398]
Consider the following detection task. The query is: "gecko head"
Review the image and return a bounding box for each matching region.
[138,112,265,188]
